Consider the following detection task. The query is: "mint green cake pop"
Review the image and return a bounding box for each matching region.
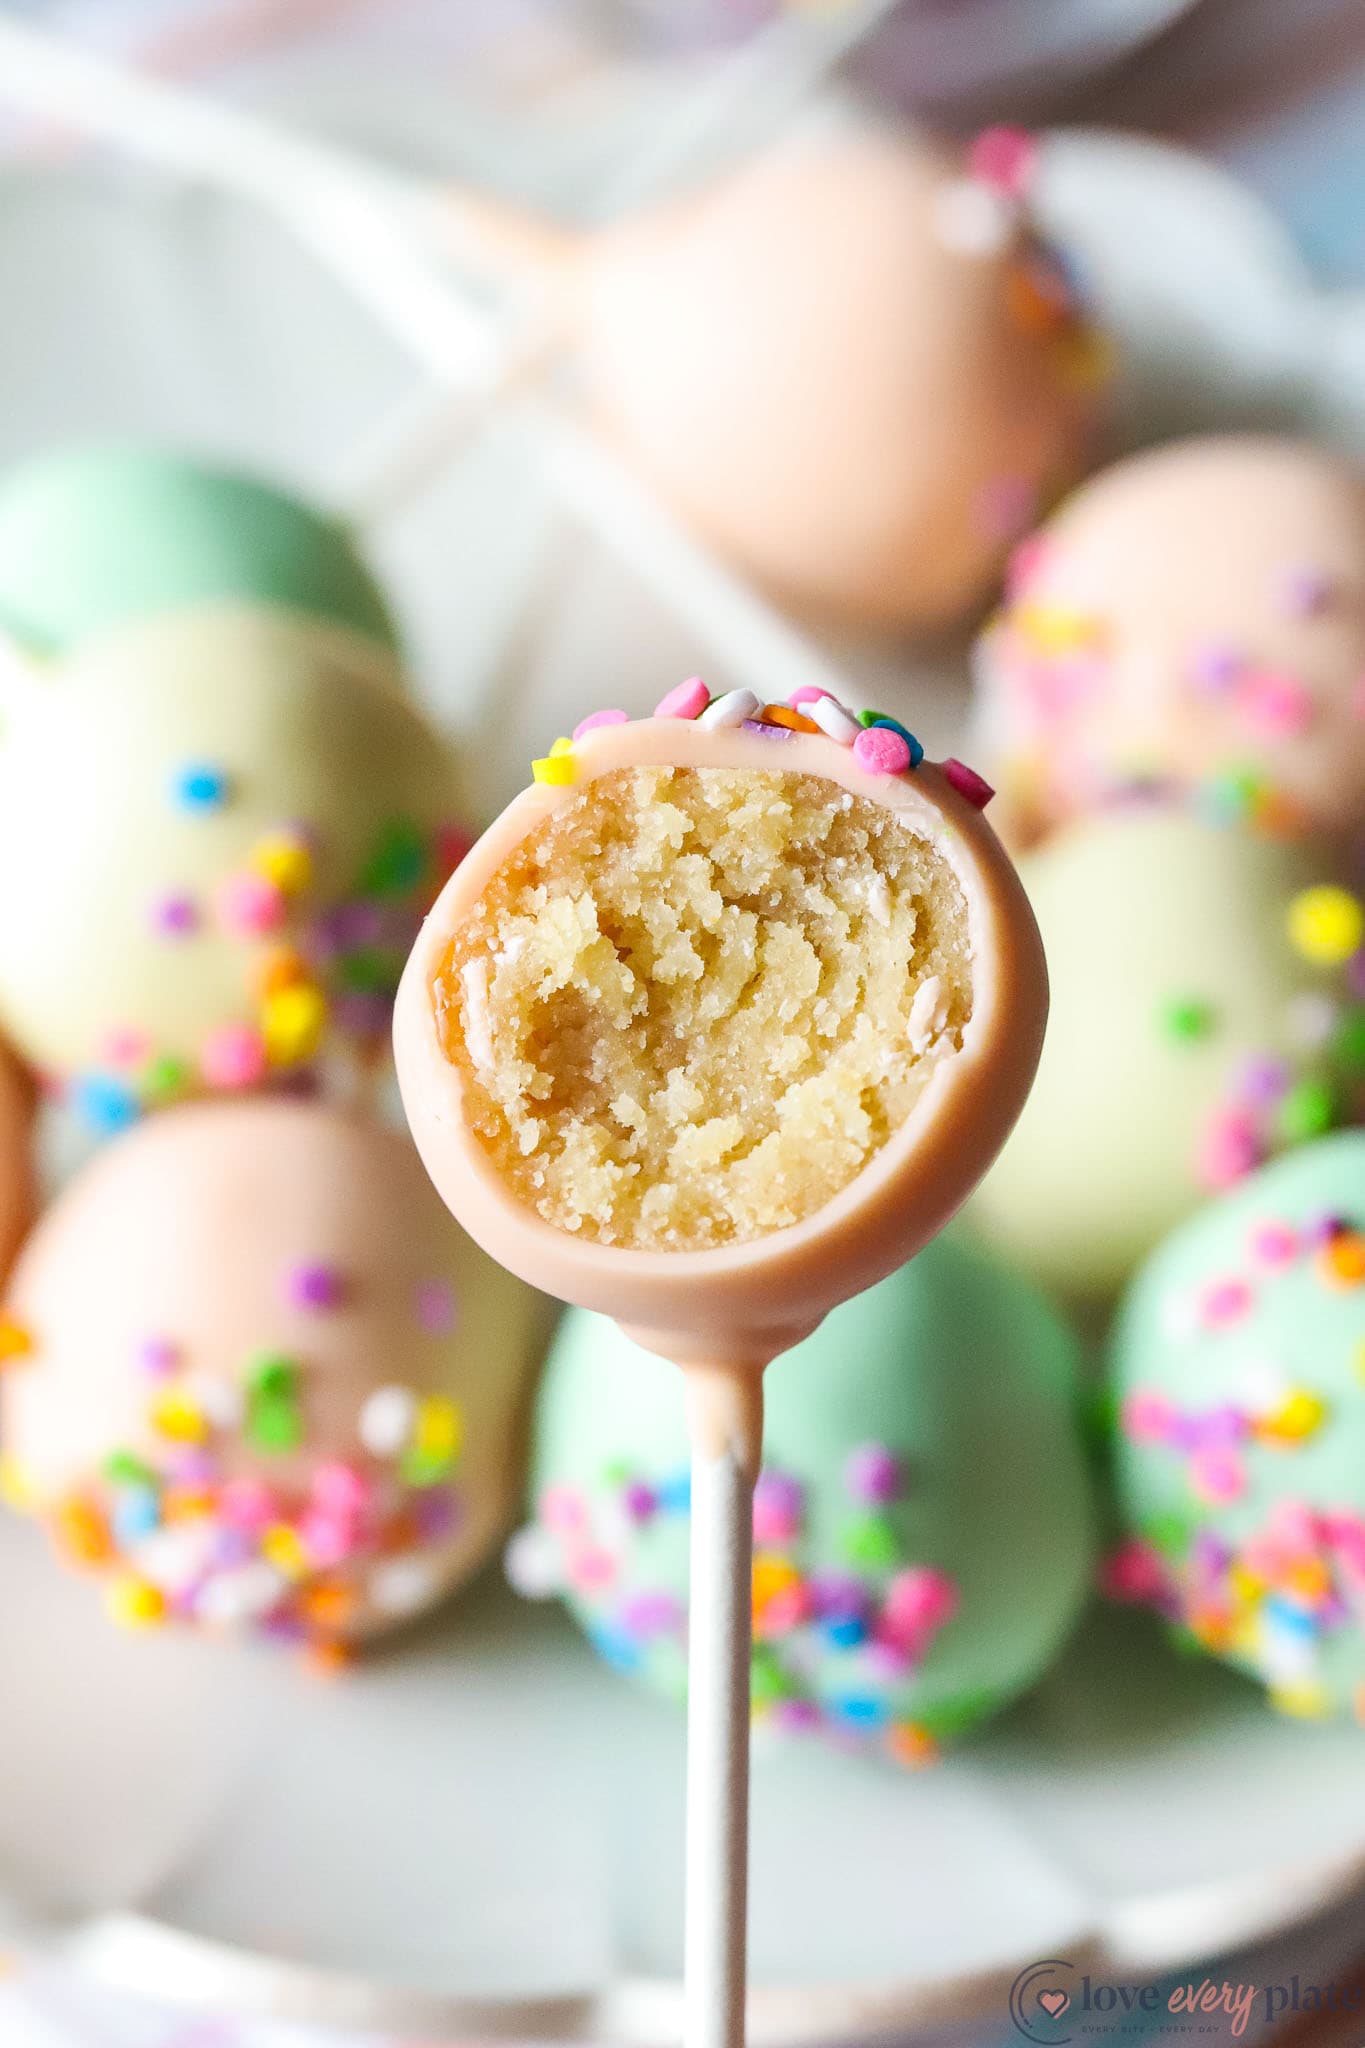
[509,1236,1096,1766]
[1107,1132,1365,1722]
[0,445,396,658]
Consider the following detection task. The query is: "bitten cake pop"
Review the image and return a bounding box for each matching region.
[970,811,1365,1301]
[0,1099,546,1659]
[396,680,1047,2048]
[1107,1132,1365,1721]
[0,605,467,1132]
[975,436,1365,846]
[0,443,397,661]
[512,1235,1095,1764]
[0,1040,35,1284]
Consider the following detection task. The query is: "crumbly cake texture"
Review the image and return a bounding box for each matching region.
[437,762,974,1251]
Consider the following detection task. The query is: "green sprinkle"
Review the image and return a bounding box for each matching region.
[104,1449,157,1489]
[750,1645,793,1707]
[1333,1006,1365,1074]
[400,1445,455,1488]
[141,1054,191,1102]
[1142,1511,1193,1558]
[1278,1077,1337,1145]
[336,947,395,997]
[839,1513,900,1571]
[359,819,427,897]
[1162,995,1216,1043]
[247,1353,299,1400]
[247,1394,302,1455]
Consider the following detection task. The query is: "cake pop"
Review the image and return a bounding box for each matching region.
[0,605,467,1133]
[0,443,397,662]
[0,1099,547,1660]
[0,1040,35,1284]
[970,811,1365,1301]
[1107,1132,1365,1722]
[395,680,1046,2048]
[975,436,1365,847]
[514,1235,1095,1764]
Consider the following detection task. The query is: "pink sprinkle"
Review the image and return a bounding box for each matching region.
[415,1280,457,1336]
[572,708,629,741]
[756,1584,812,1636]
[882,1566,958,1639]
[103,1027,151,1067]
[1190,1449,1246,1506]
[288,1261,346,1312]
[1281,566,1332,618]
[1101,1539,1166,1604]
[654,676,710,720]
[540,1485,587,1538]
[153,892,200,938]
[1005,535,1047,597]
[298,1512,357,1569]
[788,687,831,708]
[200,1023,267,1092]
[967,124,1038,197]
[1122,1389,1176,1446]
[1250,1219,1299,1269]
[1237,669,1313,739]
[569,1546,616,1594]
[137,1335,180,1379]
[853,726,912,776]
[215,870,286,938]
[1197,1110,1261,1192]
[1199,1277,1254,1329]
[942,758,995,809]
[310,1463,372,1518]
[220,1479,276,1533]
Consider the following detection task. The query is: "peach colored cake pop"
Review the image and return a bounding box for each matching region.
[395,684,1046,1366]
[975,435,1365,846]
[0,1040,34,1284]
[0,1100,545,1660]
[574,128,1106,635]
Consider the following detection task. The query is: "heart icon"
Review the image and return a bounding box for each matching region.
[1039,1992,1070,2018]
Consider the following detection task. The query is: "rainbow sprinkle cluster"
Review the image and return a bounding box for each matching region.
[66,778,470,1136]
[0,1263,466,1671]
[530,680,995,811]
[1108,1205,1365,1719]
[507,1444,995,1766]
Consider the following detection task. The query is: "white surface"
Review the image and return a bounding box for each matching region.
[3,110,1365,2035]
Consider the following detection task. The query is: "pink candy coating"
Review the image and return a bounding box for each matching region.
[572,709,630,741]
[852,726,912,776]
[654,676,710,721]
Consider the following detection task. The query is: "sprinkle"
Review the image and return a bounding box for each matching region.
[413,1395,462,1464]
[173,763,231,811]
[1189,643,1243,693]
[246,1394,303,1455]
[359,1384,417,1458]
[752,1470,804,1547]
[1199,1278,1253,1329]
[860,712,924,767]
[137,1335,180,1379]
[840,1513,900,1570]
[152,892,199,938]
[262,983,328,1067]
[1162,995,1216,1043]
[1318,1229,1365,1289]
[505,1524,564,1598]
[215,869,287,939]
[1277,1077,1337,1145]
[698,688,759,731]
[967,125,1037,197]
[788,687,830,708]
[71,1072,140,1135]
[106,1576,167,1629]
[287,1261,347,1313]
[852,726,912,777]
[142,1054,191,1104]
[654,676,709,721]
[250,830,314,897]
[415,1280,457,1336]
[369,1557,439,1616]
[532,740,576,786]
[930,177,1016,258]
[56,1496,113,1566]
[0,1318,33,1368]
[887,1722,940,1769]
[760,705,821,734]
[845,1443,903,1506]
[807,695,862,745]
[261,1525,310,1580]
[1280,566,1333,617]
[1288,885,1364,967]
[1256,1389,1328,1443]
[1189,1450,1246,1505]
[572,708,629,740]
[310,1462,372,1518]
[200,1023,267,1092]
[1238,670,1314,739]
[941,758,995,809]
[740,718,792,740]
[1249,1220,1298,1268]
[1285,992,1340,1050]
[150,1391,211,1445]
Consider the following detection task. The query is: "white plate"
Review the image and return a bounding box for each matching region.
[2,113,1365,2034]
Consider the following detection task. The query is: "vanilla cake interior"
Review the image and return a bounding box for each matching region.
[435,765,973,1250]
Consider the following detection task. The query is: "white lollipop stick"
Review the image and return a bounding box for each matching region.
[685,1367,763,2048]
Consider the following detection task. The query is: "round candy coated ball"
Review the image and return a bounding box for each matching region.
[580,128,1105,634]
[1107,1132,1365,1721]
[512,1235,1096,1764]
[0,1100,548,1651]
[970,811,1365,1301]
[976,436,1365,845]
[0,444,397,659]
[0,605,465,1130]
[0,1041,35,1286]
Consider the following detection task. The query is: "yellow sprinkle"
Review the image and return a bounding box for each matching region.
[1227,1563,1265,1605]
[0,1316,32,1367]
[251,830,314,897]
[414,1395,463,1463]
[532,740,577,786]
[262,982,328,1067]
[106,1576,167,1630]
[1015,602,1106,658]
[257,946,311,999]
[262,1524,310,1580]
[1270,1680,1332,1720]
[0,1454,34,1511]
[1287,884,1364,967]
[751,1555,801,1608]
[1257,1389,1328,1444]
[150,1391,210,1445]
[1286,1557,1333,1601]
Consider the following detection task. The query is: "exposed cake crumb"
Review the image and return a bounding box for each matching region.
[434,766,973,1249]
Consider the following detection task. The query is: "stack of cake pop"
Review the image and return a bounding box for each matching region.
[968,432,1365,1723]
[0,445,548,1666]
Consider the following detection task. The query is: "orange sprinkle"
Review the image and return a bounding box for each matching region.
[0,1317,33,1368]
[887,1722,940,1770]
[303,1637,356,1680]
[760,705,820,735]
[301,1579,358,1630]
[1319,1231,1365,1289]
[53,1496,112,1567]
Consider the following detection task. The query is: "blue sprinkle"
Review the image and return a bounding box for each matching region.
[113,1487,161,1545]
[828,1692,888,1729]
[173,762,231,811]
[1263,1595,1321,1638]
[867,716,924,767]
[72,1073,141,1136]
[657,1469,692,1515]
[590,1621,644,1674]
[824,1615,868,1650]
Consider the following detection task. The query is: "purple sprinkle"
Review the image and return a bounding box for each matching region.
[415,1487,462,1542]
[288,1261,347,1313]
[845,1442,904,1506]
[138,1335,180,1379]
[741,719,793,739]
[152,892,200,938]
[415,1280,457,1337]
[1306,1212,1350,1249]
[753,1471,803,1518]
[807,1568,872,1625]
[1236,1055,1291,1107]
[1192,1529,1233,1574]
[213,1526,254,1569]
[1281,566,1333,618]
[332,991,393,1038]
[620,1590,683,1638]
[623,1480,659,1523]
[773,1697,822,1733]
[1189,643,1243,693]
[167,1448,217,1485]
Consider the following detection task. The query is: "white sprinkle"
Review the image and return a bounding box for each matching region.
[809,695,861,746]
[698,688,760,730]
[359,1384,418,1458]
[504,1524,563,1599]
[1285,992,1339,1051]
[369,1557,439,1616]
[135,1524,216,1594]
[930,178,1017,258]
[188,1375,243,1432]
[197,1564,288,1627]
